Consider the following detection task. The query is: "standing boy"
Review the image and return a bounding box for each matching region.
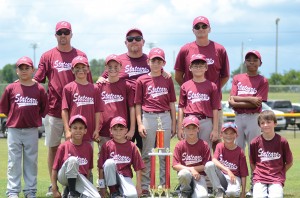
[205,122,248,198]
[98,116,145,198]
[62,55,102,143]
[178,54,219,149]
[0,56,48,198]
[135,47,176,195]
[96,54,135,151]
[172,115,211,198]
[51,115,100,198]
[250,110,293,198]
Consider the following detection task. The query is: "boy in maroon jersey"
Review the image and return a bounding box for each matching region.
[135,47,176,195]
[62,55,102,143]
[250,110,293,198]
[0,56,48,198]
[51,114,100,198]
[205,122,248,198]
[178,53,219,149]
[98,116,145,198]
[173,115,211,198]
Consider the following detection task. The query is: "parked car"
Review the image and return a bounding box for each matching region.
[266,100,294,129]
[292,103,300,129]
[0,114,44,138]
[221,101,286,131]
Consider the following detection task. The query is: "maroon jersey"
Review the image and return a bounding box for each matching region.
[98,139,145,178]
[230,73,269,114]
[97,79,134,137]
[213,142,248,177]
[250,134,293,186]
[102,53,150,88]
[62,81,102,141]
[34,47,93,118]
[178,79,219,117]
[0,82,48,128]
[53,140,93,177]
[173,139,211,175]
[135,74,176,112]
[174,41,230,95]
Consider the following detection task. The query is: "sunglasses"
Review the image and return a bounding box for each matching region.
[126,36,143,42]
[56,29,71,36]
[191,64,206,69]
[193,24,209,30]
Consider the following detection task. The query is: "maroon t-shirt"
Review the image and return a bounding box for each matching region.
[174,41,230,95]
[62,81,103,141]
[134,74,176,112]
[96,79,134,137]
[213,142,248,177]
[230,73,269,114]
[173,139,211,175]
[102,53,150,88]
[98,139,145,178]
[178,79,219,117]
[34,47,93,118]
[250,134,293,186]
[53,140,93,177]
[0,82,48,128]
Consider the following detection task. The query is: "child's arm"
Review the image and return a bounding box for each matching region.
[125,106,136,140]
[177,107,184,140]
[229,95,262,108]
[210,109,219,142]
[51,169,61,198]
[240,176,246,198]
[136,104,146,138]
[98,168,107,198]
[61,109,71,140]
[93,112,100,141]
[169,102,177,138]
[212,158,236,184]
[135,170,142,197]
[173,164,204,181]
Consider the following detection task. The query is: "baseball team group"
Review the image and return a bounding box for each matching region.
[0,15,293,198]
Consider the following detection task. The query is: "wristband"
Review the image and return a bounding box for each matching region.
[97,179,105,188]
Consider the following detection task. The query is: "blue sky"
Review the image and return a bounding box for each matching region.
[0,0,299,81]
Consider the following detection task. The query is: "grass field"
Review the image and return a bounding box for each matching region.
[0,130,299,197]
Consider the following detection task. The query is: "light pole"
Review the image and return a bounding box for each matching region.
[275,18,280,74]
[30,43,38,67]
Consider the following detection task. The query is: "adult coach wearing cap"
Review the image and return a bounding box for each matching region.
[174,16,230,150]
[34,21,93,196]
[99,28,150,150]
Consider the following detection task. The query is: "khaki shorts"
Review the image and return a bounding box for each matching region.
[44,115,64,147]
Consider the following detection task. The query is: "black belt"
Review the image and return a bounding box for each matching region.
[184,114,208,120]
[144,110,170,114]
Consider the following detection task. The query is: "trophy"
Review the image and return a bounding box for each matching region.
[148,116,172,198]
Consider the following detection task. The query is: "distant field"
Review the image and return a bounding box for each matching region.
[0,130,299,197]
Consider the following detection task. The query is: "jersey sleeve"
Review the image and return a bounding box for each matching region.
[61,86,71,110]
[39,84,49,117]
[178,84,187,108]
[0,85,11,115]
[34,53,48,83]
[168,78,177,102]
[174,46,188,72]
[239,150,249,177]
[134,78,143,105]
[257,77,269,102]
[132,144,145,171]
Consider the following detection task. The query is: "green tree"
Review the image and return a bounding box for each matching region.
[269,70,300,85]
[89,59,105,82]
[2,64,18,83]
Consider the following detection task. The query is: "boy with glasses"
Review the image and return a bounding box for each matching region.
[34,21,93,197]
[205,122,248,198]
[0,56,48,198]
[135,47,176,196]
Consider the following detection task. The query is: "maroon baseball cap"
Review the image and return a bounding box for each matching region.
[148,48,166,62]
[71,56,89,68]
[105,54,122,65]
[221,122,238,133]
[193,16,210,27]
[69,114,87,128]
[126,28,143,37]
[190,54,207,64]
[16,56,34,67]
[245,50,262,62]
[110,116,127,128]
[182,115,200,128]
[56,21,72,32]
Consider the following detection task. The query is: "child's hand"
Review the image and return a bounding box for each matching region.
[96,76,108,84]
[93,130,100,142]
[52,189,61,198]
[138,124,147,138]
[210,129,218,142]
[162,70,172,79]
[177,129,184,140]
[125,130,134,140]
[136,185,142,197]
[99,188,108,198]
[227,170,236,184]
[249,97,262,107]
[65,130,71,140]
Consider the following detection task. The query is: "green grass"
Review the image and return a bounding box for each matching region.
[0,130,299,197]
